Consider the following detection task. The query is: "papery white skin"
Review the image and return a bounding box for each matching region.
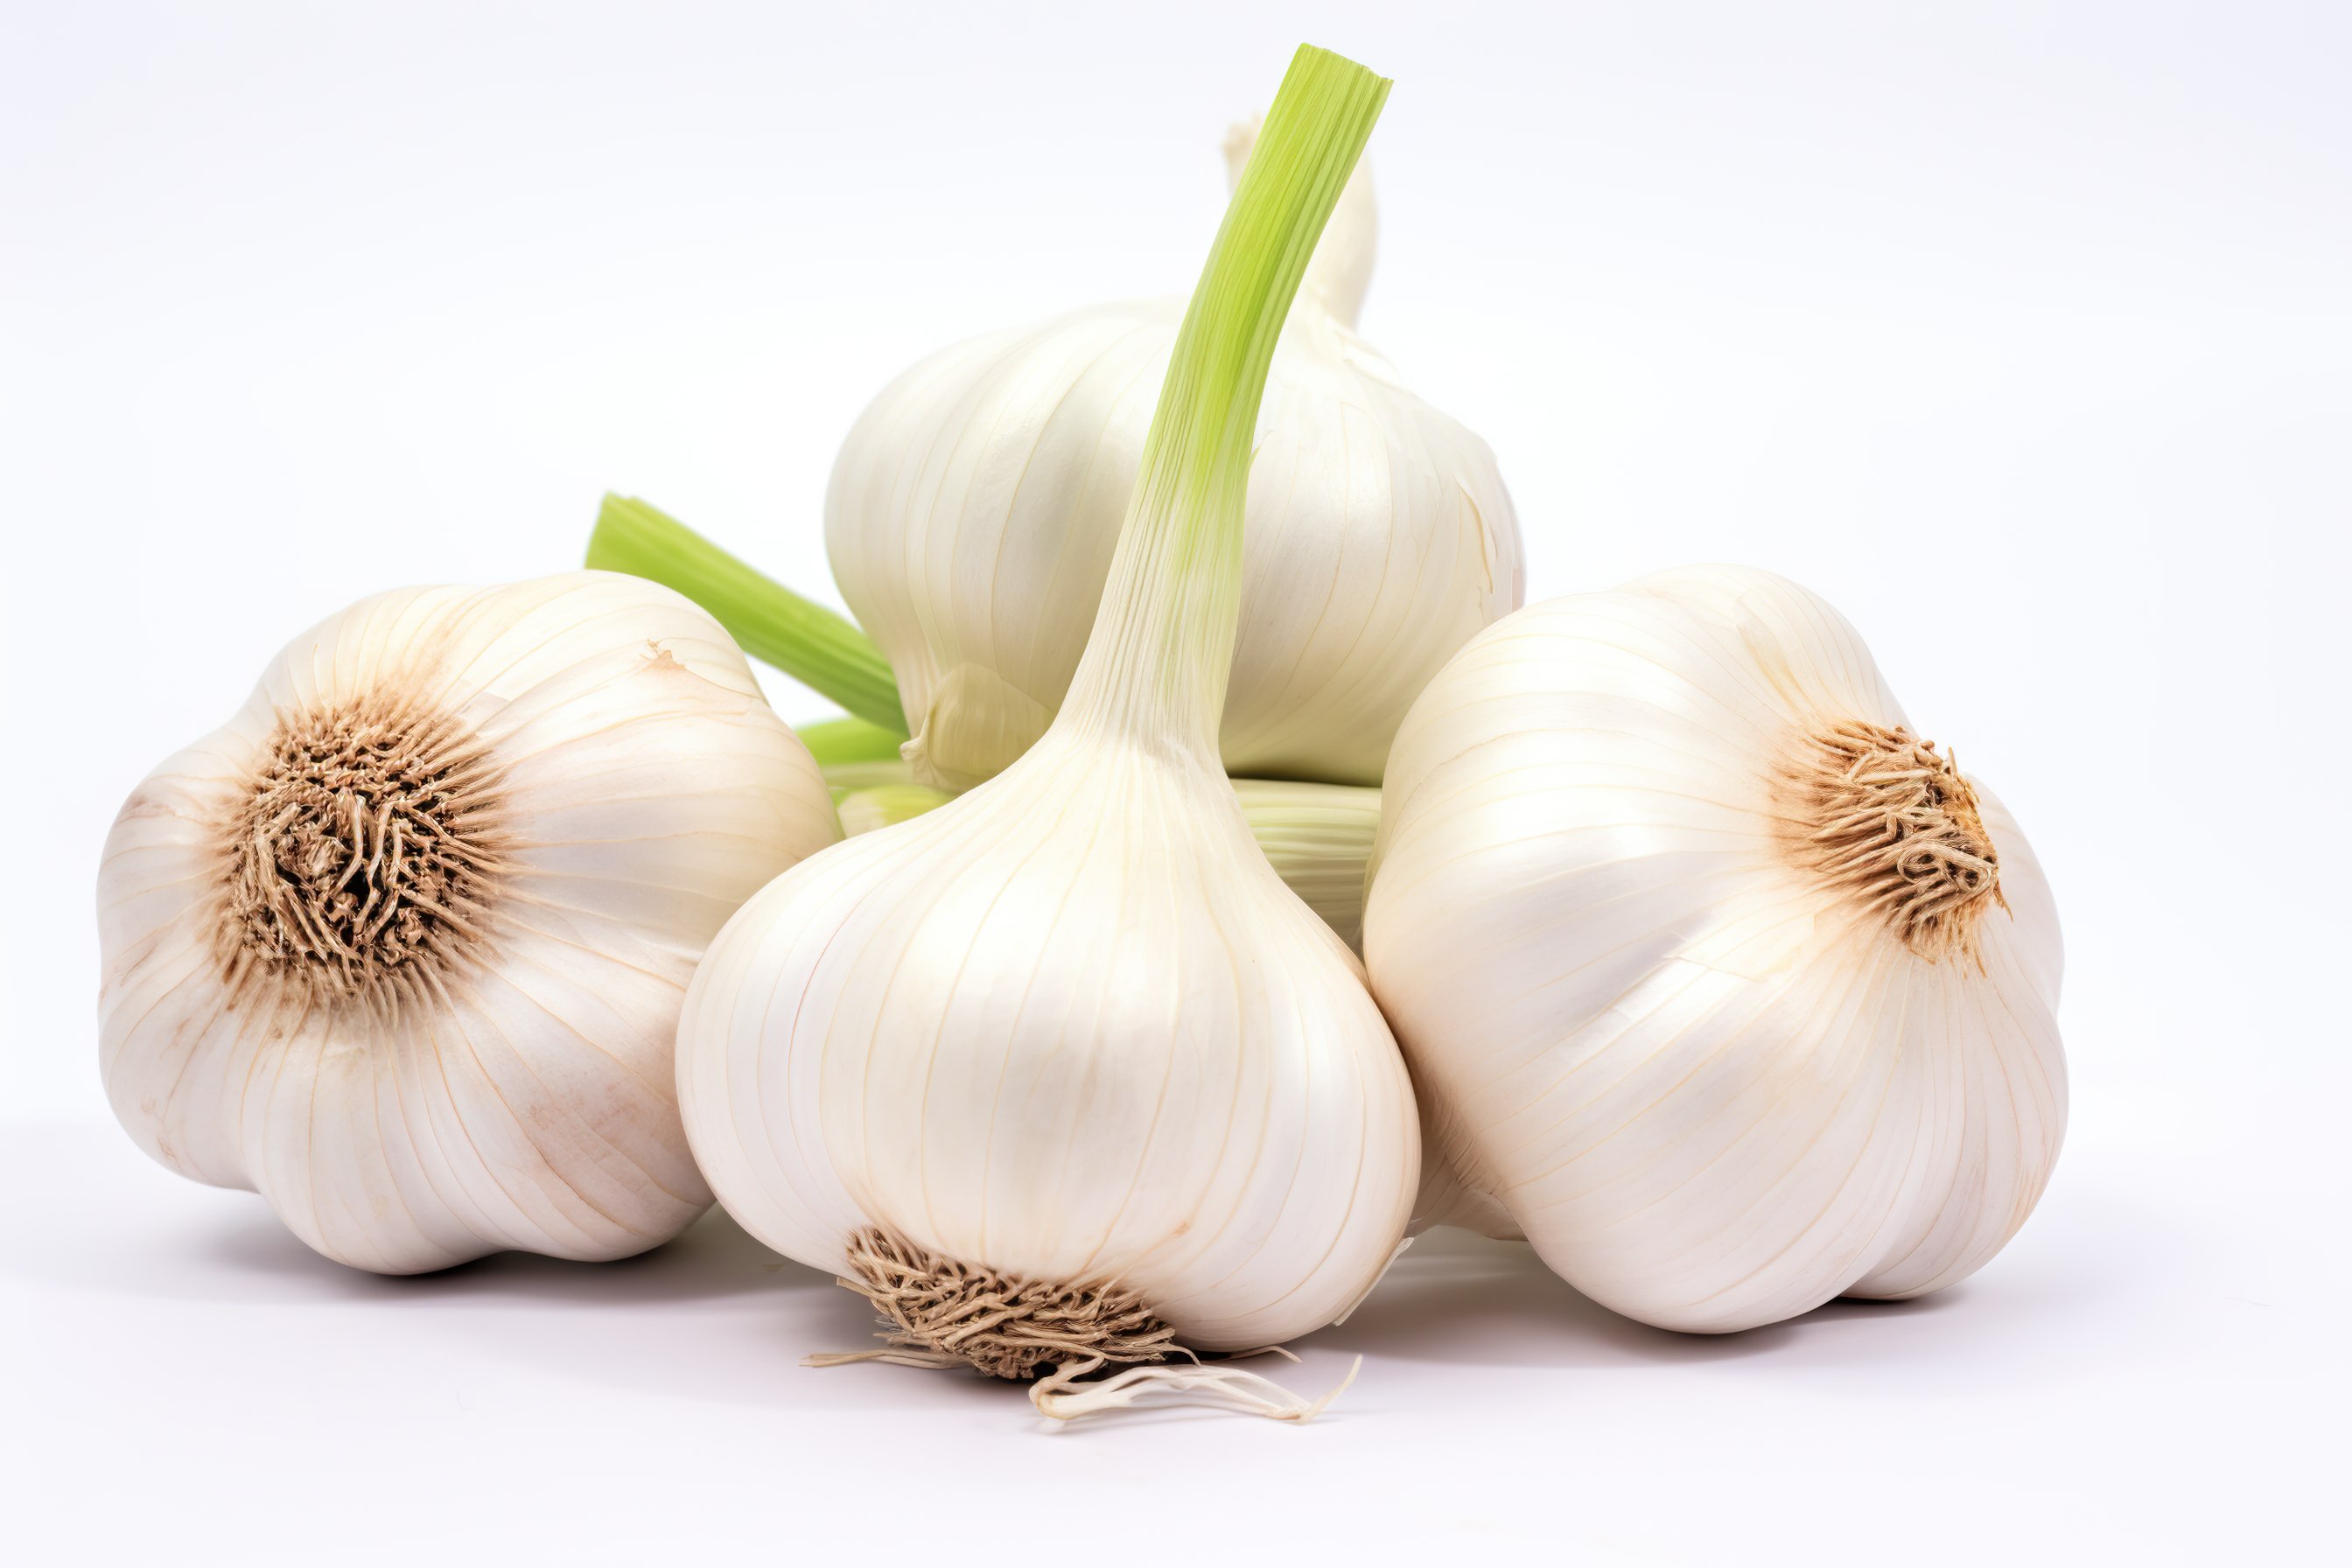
[97,572,839,1273]
[825,134,1523,790]
[814,753,1522,1244]
[1364,564,2067,1333]
[677,728,1420,1352]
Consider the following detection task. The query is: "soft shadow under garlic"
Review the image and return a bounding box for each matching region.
[1317,1230,1964,1371]
[195,1203,828,1310]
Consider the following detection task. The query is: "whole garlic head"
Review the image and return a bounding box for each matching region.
[677,734,1420,1363]
[96,572,840,1272]
[825,126,1523,790]
[1365,565,2067,1332]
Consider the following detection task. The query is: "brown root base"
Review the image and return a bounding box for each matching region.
[826,1228,1180,1381]
[215,690,514,1014]
[1779,718,2010,963]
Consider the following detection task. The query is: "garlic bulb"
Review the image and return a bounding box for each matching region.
[824,114,1523,791]
[803,725,1513,1246]
[1364,565,2066,1332]
[97,572,839,1272]
[677,48,1417,1418]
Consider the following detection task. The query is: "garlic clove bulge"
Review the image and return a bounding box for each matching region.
[1364,564,2066,1332]
[825,122,1522,790]
[97,571,840,1272]
[760,757,1521,1243]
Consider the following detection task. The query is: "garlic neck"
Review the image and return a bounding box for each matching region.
[1777,718,2007,962]
[1052,505,1243,769]
[1223,116,1378,329]
[1058,71,1389,770]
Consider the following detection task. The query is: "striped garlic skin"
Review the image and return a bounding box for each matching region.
[97,573,839,1273]
[676,732,1420,1353]
[823,160,1522,790]
[1364,565,2066,1333]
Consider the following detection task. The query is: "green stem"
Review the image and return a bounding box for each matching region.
[586,494,908,735]
[810,725,918,797]
[797,716,906,766]
[1057,46,1390,762]
[836,782,957,836]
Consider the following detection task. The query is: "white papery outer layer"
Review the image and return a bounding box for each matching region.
[824,157,1522,789]
[677,734,1420,1352]
[96,572,840,1273]
[1364,565,2067,1333]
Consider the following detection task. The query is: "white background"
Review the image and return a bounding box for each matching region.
[5,2,2346,1562]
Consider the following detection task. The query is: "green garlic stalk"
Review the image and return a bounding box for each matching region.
[836,781,955,835]
[587,494,905,735]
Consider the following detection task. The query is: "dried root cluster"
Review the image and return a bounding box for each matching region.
[215,691,515,1013]
[817,1228,1180,1381]
[1781,718,2008,962]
